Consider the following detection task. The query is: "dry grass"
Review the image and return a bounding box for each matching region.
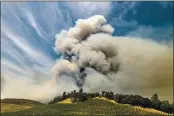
[134,106,171,115]
[93,97,118,104]
[57,98,72,104]
[93,97,171,115]
[1,103,33,113]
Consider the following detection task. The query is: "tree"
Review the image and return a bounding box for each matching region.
[170,104,174,113]
[71,97,77,103]
[94,92,100,97]
[141,98,151,107]
[79,88,83,93]
[63,92,66,96]
[151,93,159,101]
[48,90,173,113]
[151,100,161,110]
[61,92,67,100]
[151,94,161,109]
[73,90,76,93]
[73,90,77,97]
[102,91,105,96]
[160,101,171,112]
[78,93,88,102]
[114,94,122,103]
[109,91,114,99]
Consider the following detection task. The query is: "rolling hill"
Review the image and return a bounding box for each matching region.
[1,97,173,116]
[1,98,43,114]
[1,98,44,105]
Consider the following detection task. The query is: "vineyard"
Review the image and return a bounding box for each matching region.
[1,98,173,116]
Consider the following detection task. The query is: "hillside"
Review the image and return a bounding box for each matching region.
[1,98,43,105]
[48,89,174,114]
[57,98,73,104]
[1,98,44,113]
[1,98,173,116]
[1,90,174,116]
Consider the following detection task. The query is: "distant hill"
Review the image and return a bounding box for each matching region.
[1,98,43,105]
[1,98,44,114]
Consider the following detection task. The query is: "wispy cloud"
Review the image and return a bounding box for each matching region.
[1,2,112,101]
[159,1,173,8]
[1,2,173,102]
[66,2,111,18]
[1,1,113,80]
[1,3,57,83]
[110,2,139,28]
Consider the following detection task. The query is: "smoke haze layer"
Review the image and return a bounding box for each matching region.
[53,15,173,102]
[1,15,173,103]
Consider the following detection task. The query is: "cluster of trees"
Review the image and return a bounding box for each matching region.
[102,92,173,113]
[48,89,174,114]
[48,88,100,104]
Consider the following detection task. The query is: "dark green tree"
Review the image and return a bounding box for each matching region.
[73,90,76,94]
[151,94,161,110]
[140,98,151,107]
[160,101,171,112]
[170,104,174,113]
[151,93,159,101]
[79,88,83,93]
[102,91,105,96]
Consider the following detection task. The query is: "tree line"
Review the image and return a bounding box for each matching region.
[48,89,174,114]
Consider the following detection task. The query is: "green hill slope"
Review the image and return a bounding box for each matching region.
[1,98,43,105]
[1,98,43,113]
[1,98,172,116]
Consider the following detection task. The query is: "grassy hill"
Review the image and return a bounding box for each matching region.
[1,98,172,116]
[1,98,43,105]
[1,98,43,114]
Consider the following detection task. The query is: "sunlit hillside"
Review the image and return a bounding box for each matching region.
[1,98,173,116]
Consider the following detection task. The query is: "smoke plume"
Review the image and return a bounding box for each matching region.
[53,15,173,102]
[1,15,173,103]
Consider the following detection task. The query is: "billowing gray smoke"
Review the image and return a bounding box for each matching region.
[1,15,172,103]
[52,15,117,88]
[52,15,173,102]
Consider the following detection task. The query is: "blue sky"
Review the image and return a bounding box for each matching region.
[1,2,173,81]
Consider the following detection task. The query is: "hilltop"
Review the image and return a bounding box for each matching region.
[49,89,174,114]
[1,97,173,116]
[1,98,44,105]
[1,90,174,116]
[1,98,43,114]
